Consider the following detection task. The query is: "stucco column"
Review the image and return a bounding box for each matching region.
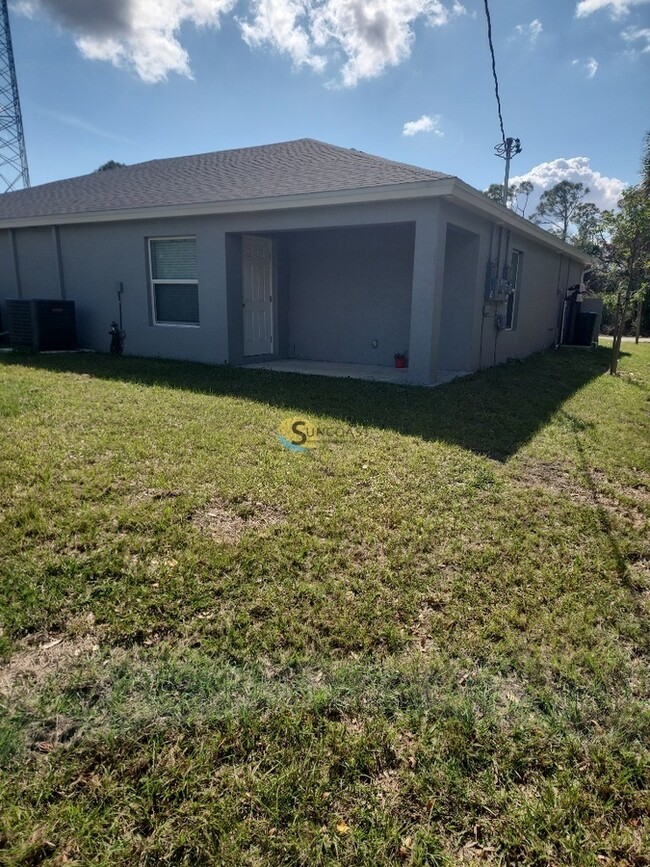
[198,227,229,364]
[408,204,447,385]
[8,228,22,298]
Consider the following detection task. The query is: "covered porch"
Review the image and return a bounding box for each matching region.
[226,203,482,387]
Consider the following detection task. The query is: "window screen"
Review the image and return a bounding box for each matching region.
[150,237,199,325]
[151,238,198,281]
[154,284,200,324]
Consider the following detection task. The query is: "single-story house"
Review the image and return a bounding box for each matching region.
[0,138,591,385]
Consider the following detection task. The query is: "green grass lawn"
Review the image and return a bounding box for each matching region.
[1,342,649,866]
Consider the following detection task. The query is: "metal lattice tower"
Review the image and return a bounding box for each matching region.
[0,0,29,191]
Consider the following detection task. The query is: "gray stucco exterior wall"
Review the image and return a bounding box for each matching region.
[0,230,18,299]
[485,230,586,366]
[285,224,414,366]
[43,216,228,365]
[436,200,587,373]
[14,227,60,300]
[0,194,589,384]
[407,204,446,385]
[437,225,481,372]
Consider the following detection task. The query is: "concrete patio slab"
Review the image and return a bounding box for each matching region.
[241,359,471,386]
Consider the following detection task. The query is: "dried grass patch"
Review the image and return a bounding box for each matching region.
[373,768,402,810]
[511,458,594,503]
[0,615,103,701]
[128,487,183,505]
[192,497,284,544]
[511,458,649,529]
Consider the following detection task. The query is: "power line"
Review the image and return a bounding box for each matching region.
[482,0,506,145]
[482,0,522,205]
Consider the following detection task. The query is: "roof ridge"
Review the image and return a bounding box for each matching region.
[16,138,451,193]
[125,138,328,175]
[0,138,452,222]
[346,146,452,179]
[280,138,451,180]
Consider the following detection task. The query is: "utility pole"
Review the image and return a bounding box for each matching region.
[494,137,521,206]
[0,0,29,192]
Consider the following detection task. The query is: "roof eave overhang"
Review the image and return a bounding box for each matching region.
[0,179,454,230]
[0,176,591,265]
[447,178,592,265]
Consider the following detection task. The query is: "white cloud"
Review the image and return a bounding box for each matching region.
[575,0,650,18]
[512,18,543,46]
[15,0,467,86]
[510,157,627,211]
[240,0,326,72]
[572,56,599,76]
[16,0,237,82]
[402,114,443,136]
[309,1,465,87]
[621,25,650,51]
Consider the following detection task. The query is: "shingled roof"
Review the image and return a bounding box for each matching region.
[0,138,452,222]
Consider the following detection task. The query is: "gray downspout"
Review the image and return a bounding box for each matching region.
[555,254,565,347]
[52,226,65,300]
[479,224,495,370]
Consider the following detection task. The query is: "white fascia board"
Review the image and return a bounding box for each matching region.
[0,179,456,230]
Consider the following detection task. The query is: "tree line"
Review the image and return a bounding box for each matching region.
[484,133,650,372]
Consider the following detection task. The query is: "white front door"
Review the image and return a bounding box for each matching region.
[242,235,273,356]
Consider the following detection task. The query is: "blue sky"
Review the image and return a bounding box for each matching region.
[9,0,650,209]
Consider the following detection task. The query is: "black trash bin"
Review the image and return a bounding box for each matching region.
[574,311,598,346]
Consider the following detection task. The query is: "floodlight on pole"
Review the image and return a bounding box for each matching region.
[494,137,522,206]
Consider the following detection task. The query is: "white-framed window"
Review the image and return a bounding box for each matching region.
[505,249,523,330]
[149,236,199,326]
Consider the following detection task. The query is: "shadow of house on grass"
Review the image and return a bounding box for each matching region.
[1,346,615,462]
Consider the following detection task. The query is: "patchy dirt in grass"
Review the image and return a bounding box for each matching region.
[373,768,402,810]
[128,487,183,505]
[408,594,456,654]
[192,497,284,544]
[491,674,527,711]
[510,458,592,503]
[455,841,500,863]
[0,615,103,701]
[28,713,80,753]
[631,557,650,580]
[510,458,649,529]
